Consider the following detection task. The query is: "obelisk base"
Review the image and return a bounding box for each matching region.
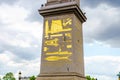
[37,73,86,80]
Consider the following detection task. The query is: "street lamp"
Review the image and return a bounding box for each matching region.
[18,71,22,80]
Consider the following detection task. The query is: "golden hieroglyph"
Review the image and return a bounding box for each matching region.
[63,18,72,26]
[46,51,72,55]
[45,18,72,38]
[65,33,72,39]
[44,17,72,62]
[45,56,70,61]
[67,45,72,48]
[45,20,49,38]
[50,34,63,38]
[44,47,49,52]
[45,38,59,47]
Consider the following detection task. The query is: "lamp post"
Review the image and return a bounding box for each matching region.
[117,72,120,80]
[18,71,22,80]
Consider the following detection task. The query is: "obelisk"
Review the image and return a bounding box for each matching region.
[37,0,87,80]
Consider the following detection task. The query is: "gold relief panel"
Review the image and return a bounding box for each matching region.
[44,17,72,38]
[43,16,73,62]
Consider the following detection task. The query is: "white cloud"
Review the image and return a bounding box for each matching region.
[0,3,43,54]
[0,51,40,70]
[0,51,16,63]
[85,56,120,80]
[18,58,40,76]
[83,3,120,47]
[1,21,43,48]
[0,2,42,77]
[96,75,116,80]
[0,51,40,79]
[0,3,29,24]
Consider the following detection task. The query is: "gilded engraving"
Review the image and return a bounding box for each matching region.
[66,45,72,48]
[65,33,72,38]
[44,17,73,62]
[63,18,72,26]
[46,51,72,55]
[44,47,49,52]
[50,20,72,34]
[50,34,63,38]
[45,18,72,38]
[45,20,49,38]
[45,38,59,47]
[45,56,70,61]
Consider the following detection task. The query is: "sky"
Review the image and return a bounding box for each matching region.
[0,0,120,80]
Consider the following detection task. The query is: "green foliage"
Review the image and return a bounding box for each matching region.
[29,76,36,80]
[117,72,120,77]
[3,72,15,80]
[86,75,96,80]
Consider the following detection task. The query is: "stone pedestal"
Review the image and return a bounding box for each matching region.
[37,76,85,80]
[37,73,86,80]
[37,0,86,80]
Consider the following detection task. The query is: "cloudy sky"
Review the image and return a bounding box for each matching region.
[0,0,120,80]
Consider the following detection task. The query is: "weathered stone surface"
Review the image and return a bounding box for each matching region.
[37,75,86,80]
[46,0,80,6]
[37,0,86,80]
[39,13,85,76]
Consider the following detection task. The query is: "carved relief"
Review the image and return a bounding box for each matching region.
[43,16,73,62]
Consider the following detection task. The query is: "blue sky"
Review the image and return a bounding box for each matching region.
[0,0,120,80]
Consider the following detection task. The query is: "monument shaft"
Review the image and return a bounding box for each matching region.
[37,0,87,80]
[47,0,80,6]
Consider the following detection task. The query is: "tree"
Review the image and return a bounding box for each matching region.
[29,76,36,80]
[3,72,15,80]
[86,75,97,80]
